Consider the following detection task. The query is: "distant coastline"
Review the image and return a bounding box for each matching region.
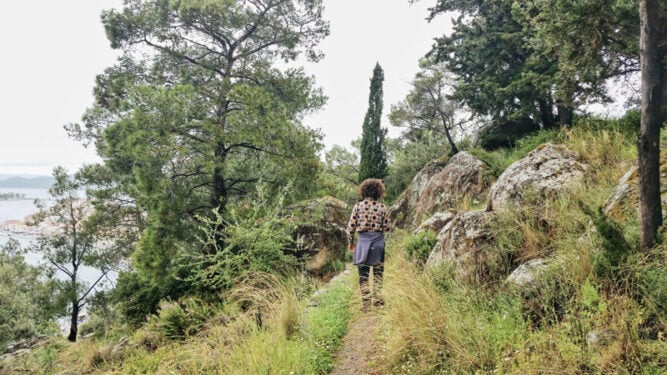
[0,175,55,189]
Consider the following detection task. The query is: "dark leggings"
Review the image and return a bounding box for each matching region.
[358,263,384,292]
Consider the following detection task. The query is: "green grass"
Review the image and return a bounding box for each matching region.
[375,121,666,374]
[5,118,666,374]
[0,273,354,375]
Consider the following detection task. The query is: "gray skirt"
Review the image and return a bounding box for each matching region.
[353,232,385,266]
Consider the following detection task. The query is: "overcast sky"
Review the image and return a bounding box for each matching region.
[0,0,451,176]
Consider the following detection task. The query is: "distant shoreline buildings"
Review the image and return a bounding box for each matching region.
[1,214,59,237]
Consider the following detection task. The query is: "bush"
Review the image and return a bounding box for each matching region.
[112,271,190,328]
[147,298,214,340]
[178,184,299,294]
[385,131,450,202]
[402,230,438,267]
[0,240,60,349]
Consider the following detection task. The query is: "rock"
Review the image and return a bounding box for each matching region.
[487,143,587,211]
[586,329,617,349]
[288,196,349,277]
[426,210,498,284]
[3,335,49,354]
[604,151,667,222]
[506,258,549,289]
[603,165,638,220]
[390,152,491,229]
[388,158,449,228]
[111,337,129,358]
[414,211,457,234]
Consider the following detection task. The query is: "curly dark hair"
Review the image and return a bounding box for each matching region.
[358,178,386,200]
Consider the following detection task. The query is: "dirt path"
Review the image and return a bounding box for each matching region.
[331,311,383,375]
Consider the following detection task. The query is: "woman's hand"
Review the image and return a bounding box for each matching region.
[348,243,355,253]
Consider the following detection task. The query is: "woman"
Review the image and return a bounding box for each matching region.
[346,178,391,310]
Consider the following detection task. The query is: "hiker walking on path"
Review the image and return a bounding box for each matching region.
[346,178,391,310]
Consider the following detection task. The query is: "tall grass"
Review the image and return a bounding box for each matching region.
[377,124,667,373]
[378,247,530,373]
[3,272,354,374]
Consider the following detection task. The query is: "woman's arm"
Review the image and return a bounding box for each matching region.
[346,204,359,244]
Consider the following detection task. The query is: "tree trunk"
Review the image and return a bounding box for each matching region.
[439,113,459,156]
[210,141,228,252]
[67,299,79,342]
[557,103,573,127]
[638,0,665,250]
[538,99,556,129]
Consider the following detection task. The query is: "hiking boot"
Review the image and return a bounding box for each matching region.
[360,294,372,312]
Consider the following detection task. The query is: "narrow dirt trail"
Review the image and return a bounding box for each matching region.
[331,311,384,375]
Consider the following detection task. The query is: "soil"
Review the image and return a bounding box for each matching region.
[331,311,384,375]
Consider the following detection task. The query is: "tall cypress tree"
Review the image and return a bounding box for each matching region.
[358,62,388,182]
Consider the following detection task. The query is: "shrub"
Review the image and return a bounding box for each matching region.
[402,230,438,267]
[179,184,299,294]
[148,298,214,340]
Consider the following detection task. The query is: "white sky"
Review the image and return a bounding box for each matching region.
[0,0,451,176]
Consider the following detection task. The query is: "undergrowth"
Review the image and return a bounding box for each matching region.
[1,273,354,374]
[378,121,666,373]
[4,119,666,374]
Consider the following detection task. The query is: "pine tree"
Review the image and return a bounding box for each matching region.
[358,63,388,182]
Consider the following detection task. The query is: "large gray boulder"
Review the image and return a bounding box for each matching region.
[289,197,349,277]
[506,258,549,290]
[487,143,587,211]
[426,210,498,284]
[414,211,457,235]
[388,158,449,228]
[389,152,491,229]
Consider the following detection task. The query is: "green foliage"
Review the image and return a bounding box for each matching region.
[465,127,563,178]
[630,245,667,319]
[425,0,644,134]
[112,270,191,328]
[0,240,59,349]
[389,58,464,154]
[579,202,635,281]
[31,167,126,342]
[147,298,214,340]
[429,0,563,128]
[519,0,640,105]
[178,184,298,293]
[302,281,354,373]
[402,230,438,267]
[358,63,389,181]
[69,0,330,285]
[317,145,358,203]
[384,131,450,202]
[319,258,346,279]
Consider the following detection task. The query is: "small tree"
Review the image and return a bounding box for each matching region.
[359,63,389,182]
[32,167,125,342]
[390,59,466,156]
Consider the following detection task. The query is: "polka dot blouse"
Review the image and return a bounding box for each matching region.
[346,198,391,243]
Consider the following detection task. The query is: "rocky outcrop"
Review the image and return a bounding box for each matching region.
[487,143,587,211]
[288,197,349,277]
[426,210,498,284]
[414,211,457,234]
[604,150,667,222]
[388,158,449,228]
[389,152,491,229]
[506,258,549,290]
